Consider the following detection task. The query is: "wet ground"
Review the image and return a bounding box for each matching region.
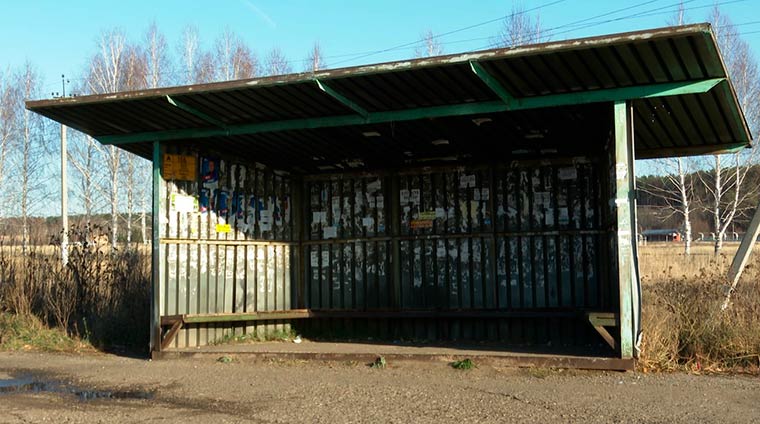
[0,373,154,401]
[0,351,758,423]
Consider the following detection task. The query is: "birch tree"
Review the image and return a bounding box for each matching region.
[214,28,257,81]
[265,47,292,76]
[0,70,18,218]
[637,0,696,255]
[701,6,760,254]
[640,159,695,255]
[14,63,49,252]
[68,132,101,224]
[120,44,148,246]
[414,29,444,58]
[145,21,169,89]
[140,22,169,243]
[86,28,130,249]
[494,3,545,48]
[303,41,326,73]
[178,25,200,84]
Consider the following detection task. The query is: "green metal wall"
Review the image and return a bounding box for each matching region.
[157,146,618,349]
[300,160,615,346]
[158,146,295,348]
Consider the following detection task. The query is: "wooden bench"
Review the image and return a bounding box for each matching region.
[159,309,619,350]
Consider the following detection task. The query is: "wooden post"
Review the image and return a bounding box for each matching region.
[613,100,639,359]
[723,202,760,309]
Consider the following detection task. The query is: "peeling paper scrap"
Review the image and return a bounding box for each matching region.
[559,167,577,180]
[435,207,446,219]
[310,251,319,267]
[171,193,198,213]
[616,163,627,181]
[419,211,436,220]
[534,191,549,207]
[323,226,338,239]
[400,189,410,204]
[410,189,421,205]
[362,217,374,227]
[366,180,381,193]
[559,208,569,225]
[545,210,554,225]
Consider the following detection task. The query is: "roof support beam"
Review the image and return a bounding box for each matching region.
[99,78,725,145]
[470,61,515,106]
[636,142,747,159]
[315,79,369,118]
[166,95,228,129]
[514,77,724,110]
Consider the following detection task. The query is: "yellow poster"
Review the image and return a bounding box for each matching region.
[163,154,197,181]
[419,211,437,220]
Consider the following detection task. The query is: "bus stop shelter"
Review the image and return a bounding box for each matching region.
[27,23,752,370]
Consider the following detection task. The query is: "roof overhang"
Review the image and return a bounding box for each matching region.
[27,23,752,172]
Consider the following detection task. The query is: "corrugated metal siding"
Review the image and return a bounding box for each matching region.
[298,160,612,346]
[155,144,616,348]
[304,176,391,311]
[160,146,295,347]
[29,25,751,164]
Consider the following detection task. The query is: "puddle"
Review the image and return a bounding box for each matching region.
[0,376,155,401]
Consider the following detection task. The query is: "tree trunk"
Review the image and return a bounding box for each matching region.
[126,157,134,246]
[684,214,692,256]
[141,210,147,245]
[21,110,30,254]
[713,155,722,255]
[715,231,724,255]
[110,145,119,251]
[677,158,691,256]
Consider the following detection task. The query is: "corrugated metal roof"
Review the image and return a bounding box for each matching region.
[27,23,752,172]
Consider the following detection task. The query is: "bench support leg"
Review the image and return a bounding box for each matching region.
[161,320,183,351]
[587,312,617,350]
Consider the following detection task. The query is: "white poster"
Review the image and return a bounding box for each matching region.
[559,167,578,180]
[323,226,337,239]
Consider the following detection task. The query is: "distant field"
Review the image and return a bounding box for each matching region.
[638,242,746,282]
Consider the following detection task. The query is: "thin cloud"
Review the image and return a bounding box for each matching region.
[243,1,277,29]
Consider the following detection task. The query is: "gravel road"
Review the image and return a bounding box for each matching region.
[0,351,758,423]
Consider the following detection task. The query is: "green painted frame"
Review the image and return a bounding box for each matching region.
[98,78,726,145]
[315,79,369,118]
[613,100,639,359]
[150,140,162,352]
[166,95,228,129]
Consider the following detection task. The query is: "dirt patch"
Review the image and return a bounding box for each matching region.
[0,352,758,423]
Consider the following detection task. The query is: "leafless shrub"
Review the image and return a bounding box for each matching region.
[0,225,150,351]
[638,244,760,373]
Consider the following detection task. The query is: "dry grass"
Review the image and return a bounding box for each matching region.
[1,228,758,370]
[0,225,151,353]
[638,242,760,373]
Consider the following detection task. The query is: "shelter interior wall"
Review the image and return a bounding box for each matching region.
[157,144,619,349]
[159,144,295,348]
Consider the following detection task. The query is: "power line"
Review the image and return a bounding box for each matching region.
[40,0,759,95]
[473,0,750,50]
[328,0,569,67]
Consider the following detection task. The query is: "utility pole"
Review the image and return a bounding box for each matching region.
[60,74,69,266]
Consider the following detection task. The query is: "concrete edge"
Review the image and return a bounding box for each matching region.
[152,350,634,372]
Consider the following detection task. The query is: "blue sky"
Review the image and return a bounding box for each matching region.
[2,0,759,96]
